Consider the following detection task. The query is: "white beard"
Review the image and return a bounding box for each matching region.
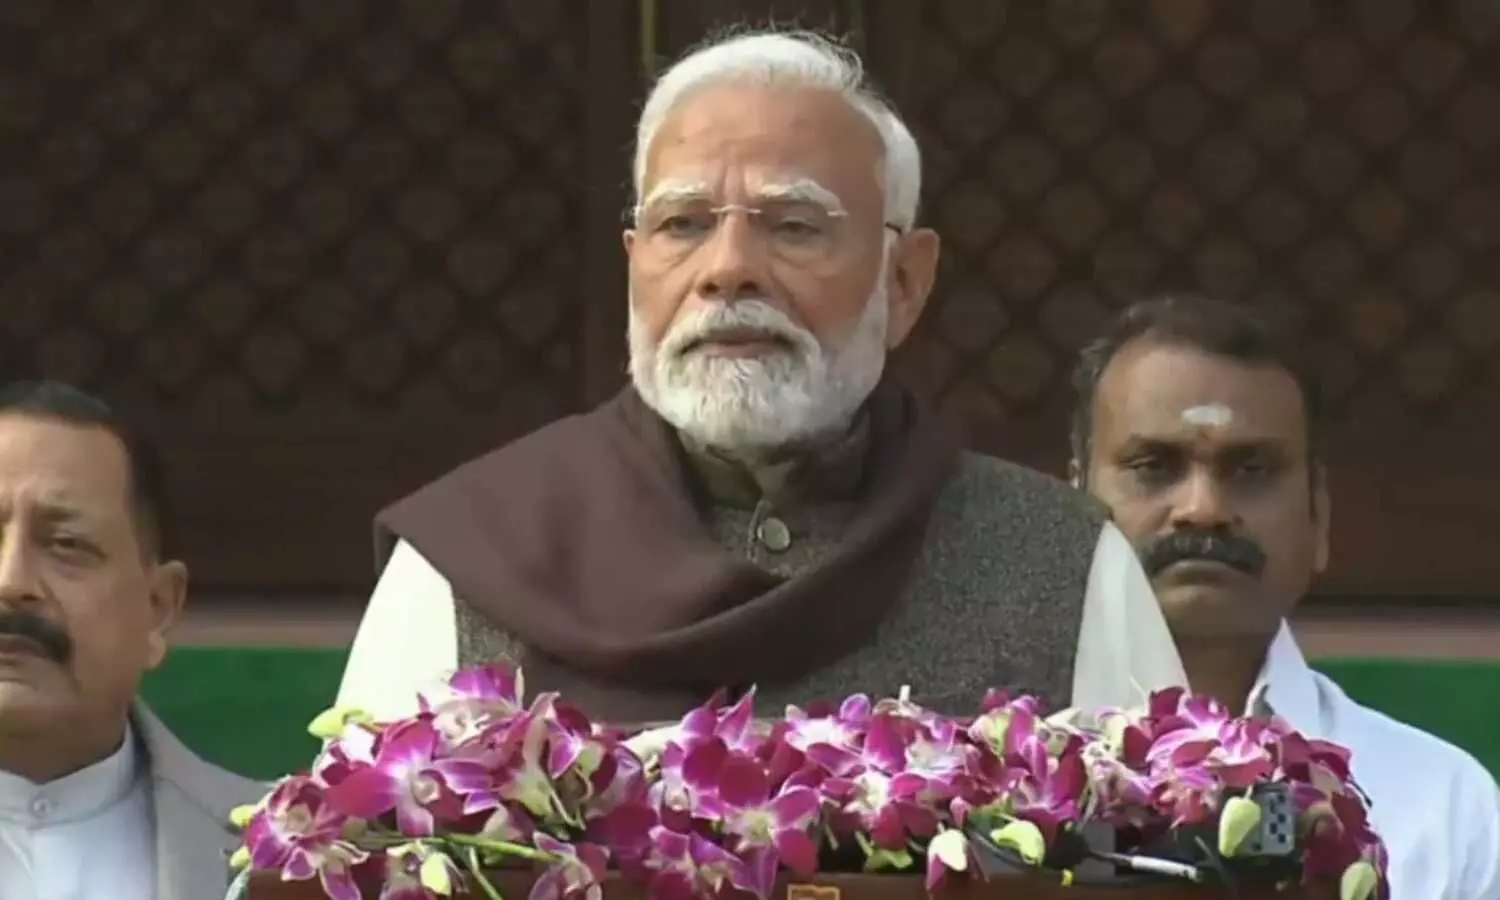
[628,283,890,452]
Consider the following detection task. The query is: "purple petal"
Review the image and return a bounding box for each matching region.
[377,719,441,768]
[768,786,821,828]
[283,852,318,880]
[678,707,718,740]
[529,868,566,900]
[320,865,364,900]
[804,743,862,776]
[648,826,692,865]
[887,772,929,801]
[687,832,741,869]
[838,694,872,722]
[680,740,730,793]
[1181,693,1228,725]
[729,846,779,900]
[718,691,757,745]
[394,795,436,837]
[861,717,908,772]
[774,828,820,874]
[716,755,771,809]
[322,767,399,819]
[452,664,521,702]
[896,802,940,839]
[431,758,492,794]
[868,805,907,849]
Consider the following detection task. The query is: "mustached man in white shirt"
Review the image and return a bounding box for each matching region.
[1069,296,1500,899]
[0,381,263,900]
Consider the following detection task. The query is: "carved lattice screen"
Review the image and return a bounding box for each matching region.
[5,0,1499,598]
[0,0,638,590]
[860,0,1500,597]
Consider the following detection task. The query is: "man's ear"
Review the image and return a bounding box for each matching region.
[144,559,188,670]
[622,229,636,258]
[1312,462,1331,574]
[884,227,940,349]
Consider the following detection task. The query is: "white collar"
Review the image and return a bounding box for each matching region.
[0,723,143,825]
[1245,621,1327,732]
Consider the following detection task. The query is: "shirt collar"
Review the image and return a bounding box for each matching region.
[0,722,143,824]
[1246,621,1327,733]
[679,412,871,510]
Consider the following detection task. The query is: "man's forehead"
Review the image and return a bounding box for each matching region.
[1093,341,1307,444]
[642,85,883,205]
[0,415,132,512]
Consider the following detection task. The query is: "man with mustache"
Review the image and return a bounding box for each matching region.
[0,379,263,900]
[1070,296,1500,898]
[333,29,1189,723]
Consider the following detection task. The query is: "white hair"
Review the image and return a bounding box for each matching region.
[632,29,922,230]
[628,248,892,452]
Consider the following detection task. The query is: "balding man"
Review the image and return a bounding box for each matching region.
[0,380,262,900]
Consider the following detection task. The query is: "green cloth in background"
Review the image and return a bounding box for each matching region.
[139,646,1500,781]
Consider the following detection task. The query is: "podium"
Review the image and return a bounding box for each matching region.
[244,870,1336,899]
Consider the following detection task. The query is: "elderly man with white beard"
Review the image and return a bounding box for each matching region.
[332,29,1188,723]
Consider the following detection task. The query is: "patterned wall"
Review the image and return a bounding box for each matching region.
[3,0,1498,598]
[861,0,1500,599]
[0,0,639,590]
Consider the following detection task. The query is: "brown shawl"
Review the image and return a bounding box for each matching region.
[375,377,959,720]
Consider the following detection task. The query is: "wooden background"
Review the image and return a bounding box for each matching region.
[2,0,1497,601]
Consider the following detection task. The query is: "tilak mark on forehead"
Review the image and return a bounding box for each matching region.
[1181,403,1234,428]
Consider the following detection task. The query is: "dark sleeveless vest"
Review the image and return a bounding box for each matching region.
[453,451,1106,714]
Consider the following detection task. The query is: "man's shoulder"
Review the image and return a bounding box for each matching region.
[1317,671,1499,801]
[133,702,266,810]
[373,404,607,566]
[940,450,1111,525]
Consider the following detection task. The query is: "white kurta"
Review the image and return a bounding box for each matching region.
[0,726,155,900]
[335,521,1187,717]
[1251,625,1500,900]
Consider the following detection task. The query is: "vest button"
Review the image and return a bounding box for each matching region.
[756,516,792,553]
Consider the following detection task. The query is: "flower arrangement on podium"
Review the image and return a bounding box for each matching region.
[228,664,1388,900]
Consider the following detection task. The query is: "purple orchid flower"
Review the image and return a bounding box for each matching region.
[528,834,609,900]
[323,718,493,836]
[1002,735,1087,844]
[781,695,871,752]
[376,844,461,900]
[418,663,526,744]
[482,709,570,823]
[233,669,1392,900]
[697,752,823,873]
[642,826,761,900]
[533,694,609,782]
[241,776,367,900]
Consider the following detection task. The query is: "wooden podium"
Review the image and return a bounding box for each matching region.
[246,870,1333,899]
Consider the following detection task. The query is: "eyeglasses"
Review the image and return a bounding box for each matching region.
[633,200,899,266]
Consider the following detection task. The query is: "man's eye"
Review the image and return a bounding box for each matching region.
[656,215,706,236]
[773,218,821,236]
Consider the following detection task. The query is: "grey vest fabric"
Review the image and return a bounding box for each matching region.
[455,451,1106,714]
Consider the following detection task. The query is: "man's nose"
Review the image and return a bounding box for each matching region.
[692,211,768,302]
[0,532,43,606]
[1168,470,1238,531]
